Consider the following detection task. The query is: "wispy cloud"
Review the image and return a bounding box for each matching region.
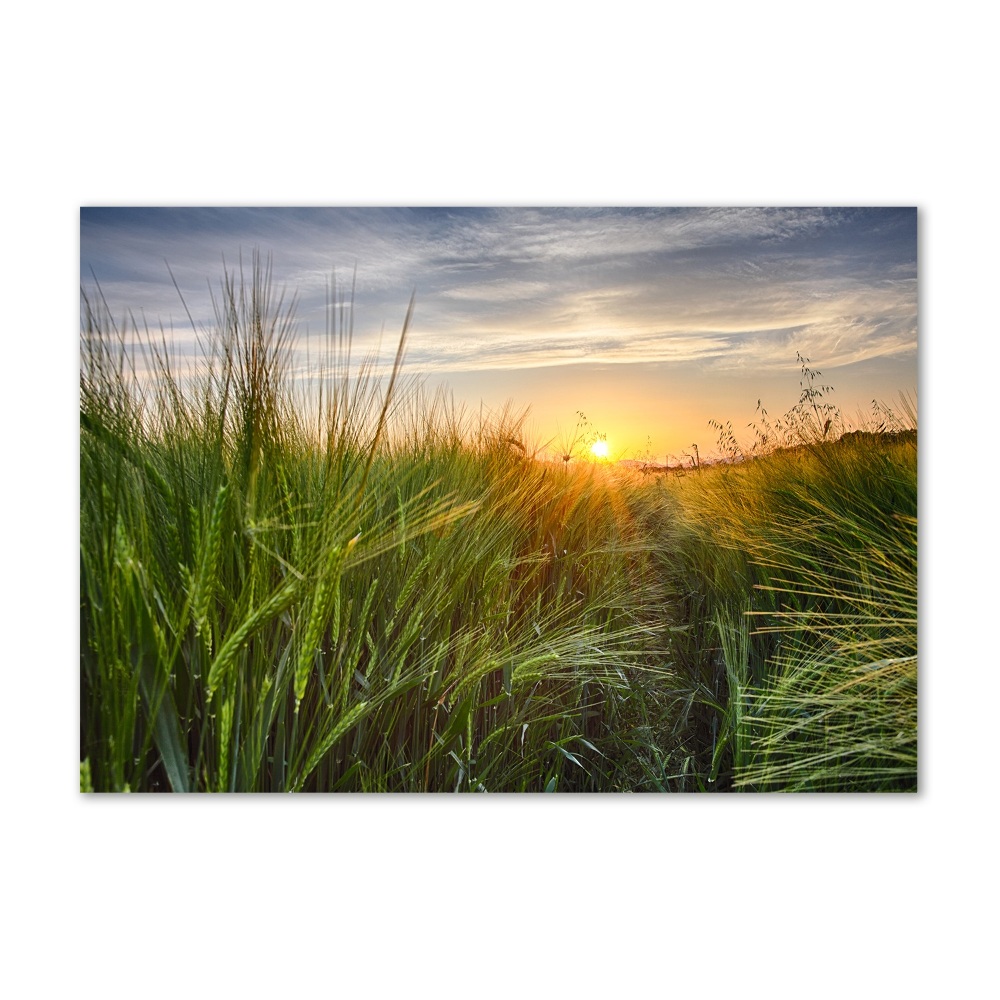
[81,207,916,378]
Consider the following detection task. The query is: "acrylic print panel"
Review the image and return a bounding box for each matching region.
[80,207,917,792]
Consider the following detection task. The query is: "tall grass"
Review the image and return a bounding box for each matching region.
[647,416,917,791]
[80,256,667,792]
[80,257,916,792]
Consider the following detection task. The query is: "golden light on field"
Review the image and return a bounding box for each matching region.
[591,440,609,459]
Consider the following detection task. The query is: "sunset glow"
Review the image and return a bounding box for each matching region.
[79,208,917,462]
[591,440,609,459]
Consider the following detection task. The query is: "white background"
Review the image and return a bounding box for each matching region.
[3,2,994,997]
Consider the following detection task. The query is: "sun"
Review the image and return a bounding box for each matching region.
[590,440,609,459]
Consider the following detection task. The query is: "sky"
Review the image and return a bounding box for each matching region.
[80,206,917,462]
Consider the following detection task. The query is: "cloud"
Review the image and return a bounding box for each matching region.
[80,207,917,380]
